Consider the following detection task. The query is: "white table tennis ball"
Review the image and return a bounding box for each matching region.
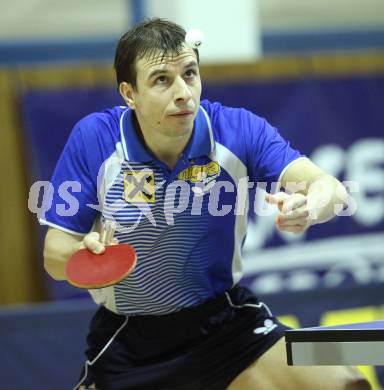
[185,29,204,49]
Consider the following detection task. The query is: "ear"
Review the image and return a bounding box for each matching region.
[119,82,136,109]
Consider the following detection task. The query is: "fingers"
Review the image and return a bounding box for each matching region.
[277,224,307,234]
[281,193,307,213]
[265,192,290,205]
[266,193,308,216]
[276,215,308,227]
[265,192,290,212]
[77,221,118,254]
[277,205,309,221]
[276,215,310,234]
[266,192,310,234]
[82,232,105,254]
[100,220,116,245]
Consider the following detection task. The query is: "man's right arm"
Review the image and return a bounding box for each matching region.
[43,227,106,281]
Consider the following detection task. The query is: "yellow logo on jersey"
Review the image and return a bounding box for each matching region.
[178,161,220,183]
[124,169,155,203]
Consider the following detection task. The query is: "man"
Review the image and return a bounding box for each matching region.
[42,18,370,389]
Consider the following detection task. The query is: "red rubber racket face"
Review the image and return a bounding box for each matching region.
[66,244,137,289]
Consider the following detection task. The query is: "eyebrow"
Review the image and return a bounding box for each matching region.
[148,68,168,80]
[183,61,199,69]
[148,61,199,80]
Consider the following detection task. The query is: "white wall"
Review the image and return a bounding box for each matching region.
[144,0,262,62]
[0,0,383,59]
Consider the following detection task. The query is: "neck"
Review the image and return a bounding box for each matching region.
[133,115,191,169]
[147,133,190,169]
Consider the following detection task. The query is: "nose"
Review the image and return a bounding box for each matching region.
[173,76,192,102]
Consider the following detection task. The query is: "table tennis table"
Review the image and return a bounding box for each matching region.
[285,320,384,366]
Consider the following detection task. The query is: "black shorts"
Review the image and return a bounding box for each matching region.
[78,286,289,390]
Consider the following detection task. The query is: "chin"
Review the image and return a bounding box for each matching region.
[176,127,193,136]
[165,127,192,138]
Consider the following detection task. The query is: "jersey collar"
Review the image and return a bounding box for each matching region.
[120,105,214,162]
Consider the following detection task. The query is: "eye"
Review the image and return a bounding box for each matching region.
[184,69,197,80]
[155,75,168,85]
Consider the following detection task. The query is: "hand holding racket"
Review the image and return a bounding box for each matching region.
[65,221,137,289]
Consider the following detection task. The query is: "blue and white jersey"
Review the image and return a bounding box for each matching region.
[41,100,305,315]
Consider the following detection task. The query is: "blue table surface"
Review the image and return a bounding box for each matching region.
[292,320,384,332]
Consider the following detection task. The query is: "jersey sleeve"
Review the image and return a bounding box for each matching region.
[245,112,305,192]
[201,100,305,192]
[39,122,99,235]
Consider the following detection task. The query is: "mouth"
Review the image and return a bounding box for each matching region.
[169,110,194,117]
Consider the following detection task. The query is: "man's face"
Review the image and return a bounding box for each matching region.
[126,46,202,139]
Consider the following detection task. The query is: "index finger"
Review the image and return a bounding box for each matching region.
[282,193,307,213]
[265,192,290,205]
[100,220,116,245]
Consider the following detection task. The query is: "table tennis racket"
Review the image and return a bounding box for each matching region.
[66,221,137,289]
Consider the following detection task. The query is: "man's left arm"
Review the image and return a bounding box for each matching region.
[266,159,349,233]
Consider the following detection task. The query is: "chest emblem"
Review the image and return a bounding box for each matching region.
[124,169,156,203]
[178,161,220,195]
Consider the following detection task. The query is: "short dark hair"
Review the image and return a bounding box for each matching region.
[114,18,199,89]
